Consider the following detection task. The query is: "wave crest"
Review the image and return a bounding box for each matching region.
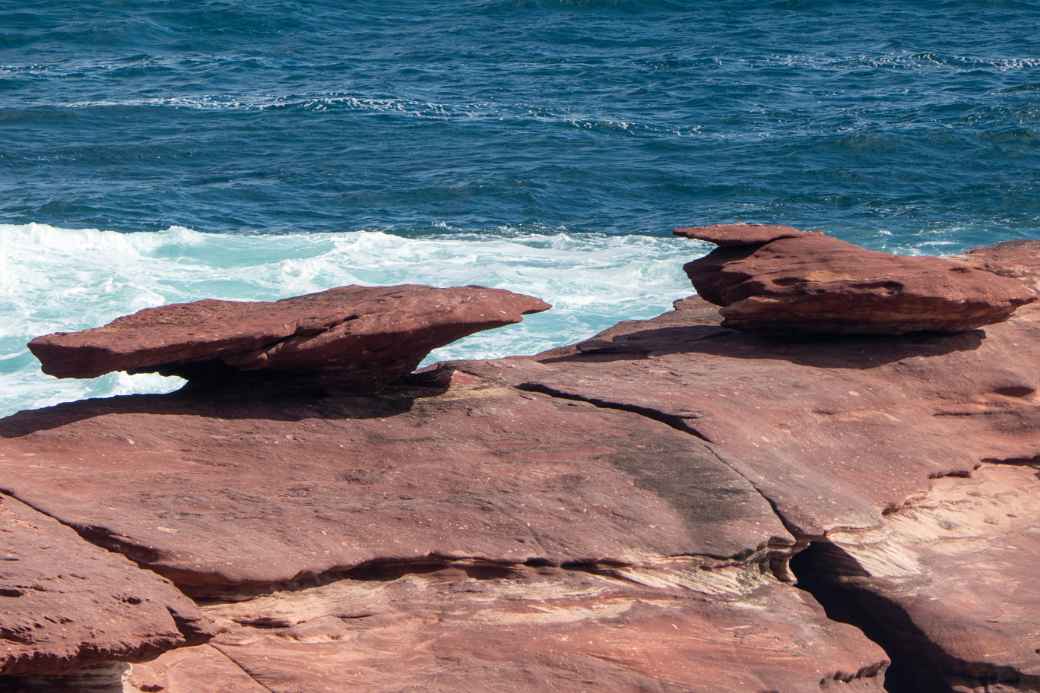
[0,223,697,416]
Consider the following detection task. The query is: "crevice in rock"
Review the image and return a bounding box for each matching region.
[129,314,365,382]
[208,645,276,693]
[165,607,211,646]
[790,541,1040,693]
[0,486,775,606]
[982,454,1040,467]
[233,313,362,363]
[515,382,716,444]
[0,663,129,692]
[194,552,771,604]
[0,489,167,576]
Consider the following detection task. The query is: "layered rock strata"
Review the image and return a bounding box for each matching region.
[1,239,1038,691]
[675,224,1035,334]
[28,284,549,388]
[0,494,210,681]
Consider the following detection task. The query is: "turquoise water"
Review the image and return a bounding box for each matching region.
[2,1,1039,414]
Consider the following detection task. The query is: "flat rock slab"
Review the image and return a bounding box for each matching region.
[7,239,1039,688]
[28,284,549,387]
[126,645,268,693]
[0,373,788,595]
[965,240,1040,295]
[673,223,813,246]
[0,493,210,677]
[131,564,888,692]
[459,297,1040,537]
[804,463,1040,691]
[680,230,1035,334]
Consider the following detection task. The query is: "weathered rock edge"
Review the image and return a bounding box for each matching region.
[27,284,550,388]
[3,238,1039,691]
[674,224,1036,334]
[0,493,211,678]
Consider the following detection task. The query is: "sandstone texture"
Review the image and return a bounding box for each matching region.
[0,493,210,678]
[28,284,549,387]
[2,239,1038,692]
[964,239,1040,295]
[673,222,812,246]
[0,375,788,594]
[798,463,1040,692]
[128,564,886,693]
[676,224,1035,334]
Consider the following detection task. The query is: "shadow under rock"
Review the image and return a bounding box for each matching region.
[547,324,987,370]
[0,377,448,439]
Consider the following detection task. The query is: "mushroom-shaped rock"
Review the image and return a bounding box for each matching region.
[28,285,550,386]
[677,225,1035,335]
[673,223,812,246]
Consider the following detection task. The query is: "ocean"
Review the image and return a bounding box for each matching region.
[2,0,1039,416]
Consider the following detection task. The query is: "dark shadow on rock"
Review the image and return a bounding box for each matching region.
[544,325,987,370]
[0,378,448,439]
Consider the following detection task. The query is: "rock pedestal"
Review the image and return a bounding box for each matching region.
[28,284,550,388]
[675,223,1035,334]
[4,240,1040,691]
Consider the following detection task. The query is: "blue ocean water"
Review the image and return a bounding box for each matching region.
[2,1,1039,415]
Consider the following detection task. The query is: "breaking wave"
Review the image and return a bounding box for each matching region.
[0,223,700,416]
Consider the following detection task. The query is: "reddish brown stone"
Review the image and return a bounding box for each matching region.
[680,231,1035,334]
[0,494,210,677]
[800,464,1040,690]
[0,374,788,596]
[459,297,1040,539]
[6,239,1040,689]
[673,223,812,246]
[126,645,266,693]
[963,239,1040,295]
[130,562,887,692]
[27,284,550,387]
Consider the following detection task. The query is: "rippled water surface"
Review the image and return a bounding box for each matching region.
[2,1,1039,414]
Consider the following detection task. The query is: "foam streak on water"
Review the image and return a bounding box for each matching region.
[0,223,698,416]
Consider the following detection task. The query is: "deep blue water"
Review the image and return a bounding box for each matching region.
[4,0,1040,244]
[2,1,1040,414]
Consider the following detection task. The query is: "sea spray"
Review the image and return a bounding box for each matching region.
[0,223,698,416]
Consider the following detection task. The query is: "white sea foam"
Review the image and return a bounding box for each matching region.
[0,223,701,417]
[58,92,703,137]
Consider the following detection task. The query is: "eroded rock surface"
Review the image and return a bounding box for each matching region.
[0,494,210,678]
[3,238,1039,691]
[676,225,1035,334]
[673,222,812,246]
[965,240,1040,295]
[796,463,1040,692]
[129,563,887,693]
[461,297,1040,537]
[0,368,889,691]
[28,284,549,387]
[0,372,788,596]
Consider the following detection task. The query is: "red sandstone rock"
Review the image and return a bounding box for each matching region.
[5,239,1040,690]
[673,223,812,246]
[466,296,1040,537]
[678,228,1035,334]
[0,344,887,690]
[964,239,1040,295]
[800,464,1040,691]
[0,374,788,594]
[27,284,550,386]
[130,565,887,692]
[0,494,210,677]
